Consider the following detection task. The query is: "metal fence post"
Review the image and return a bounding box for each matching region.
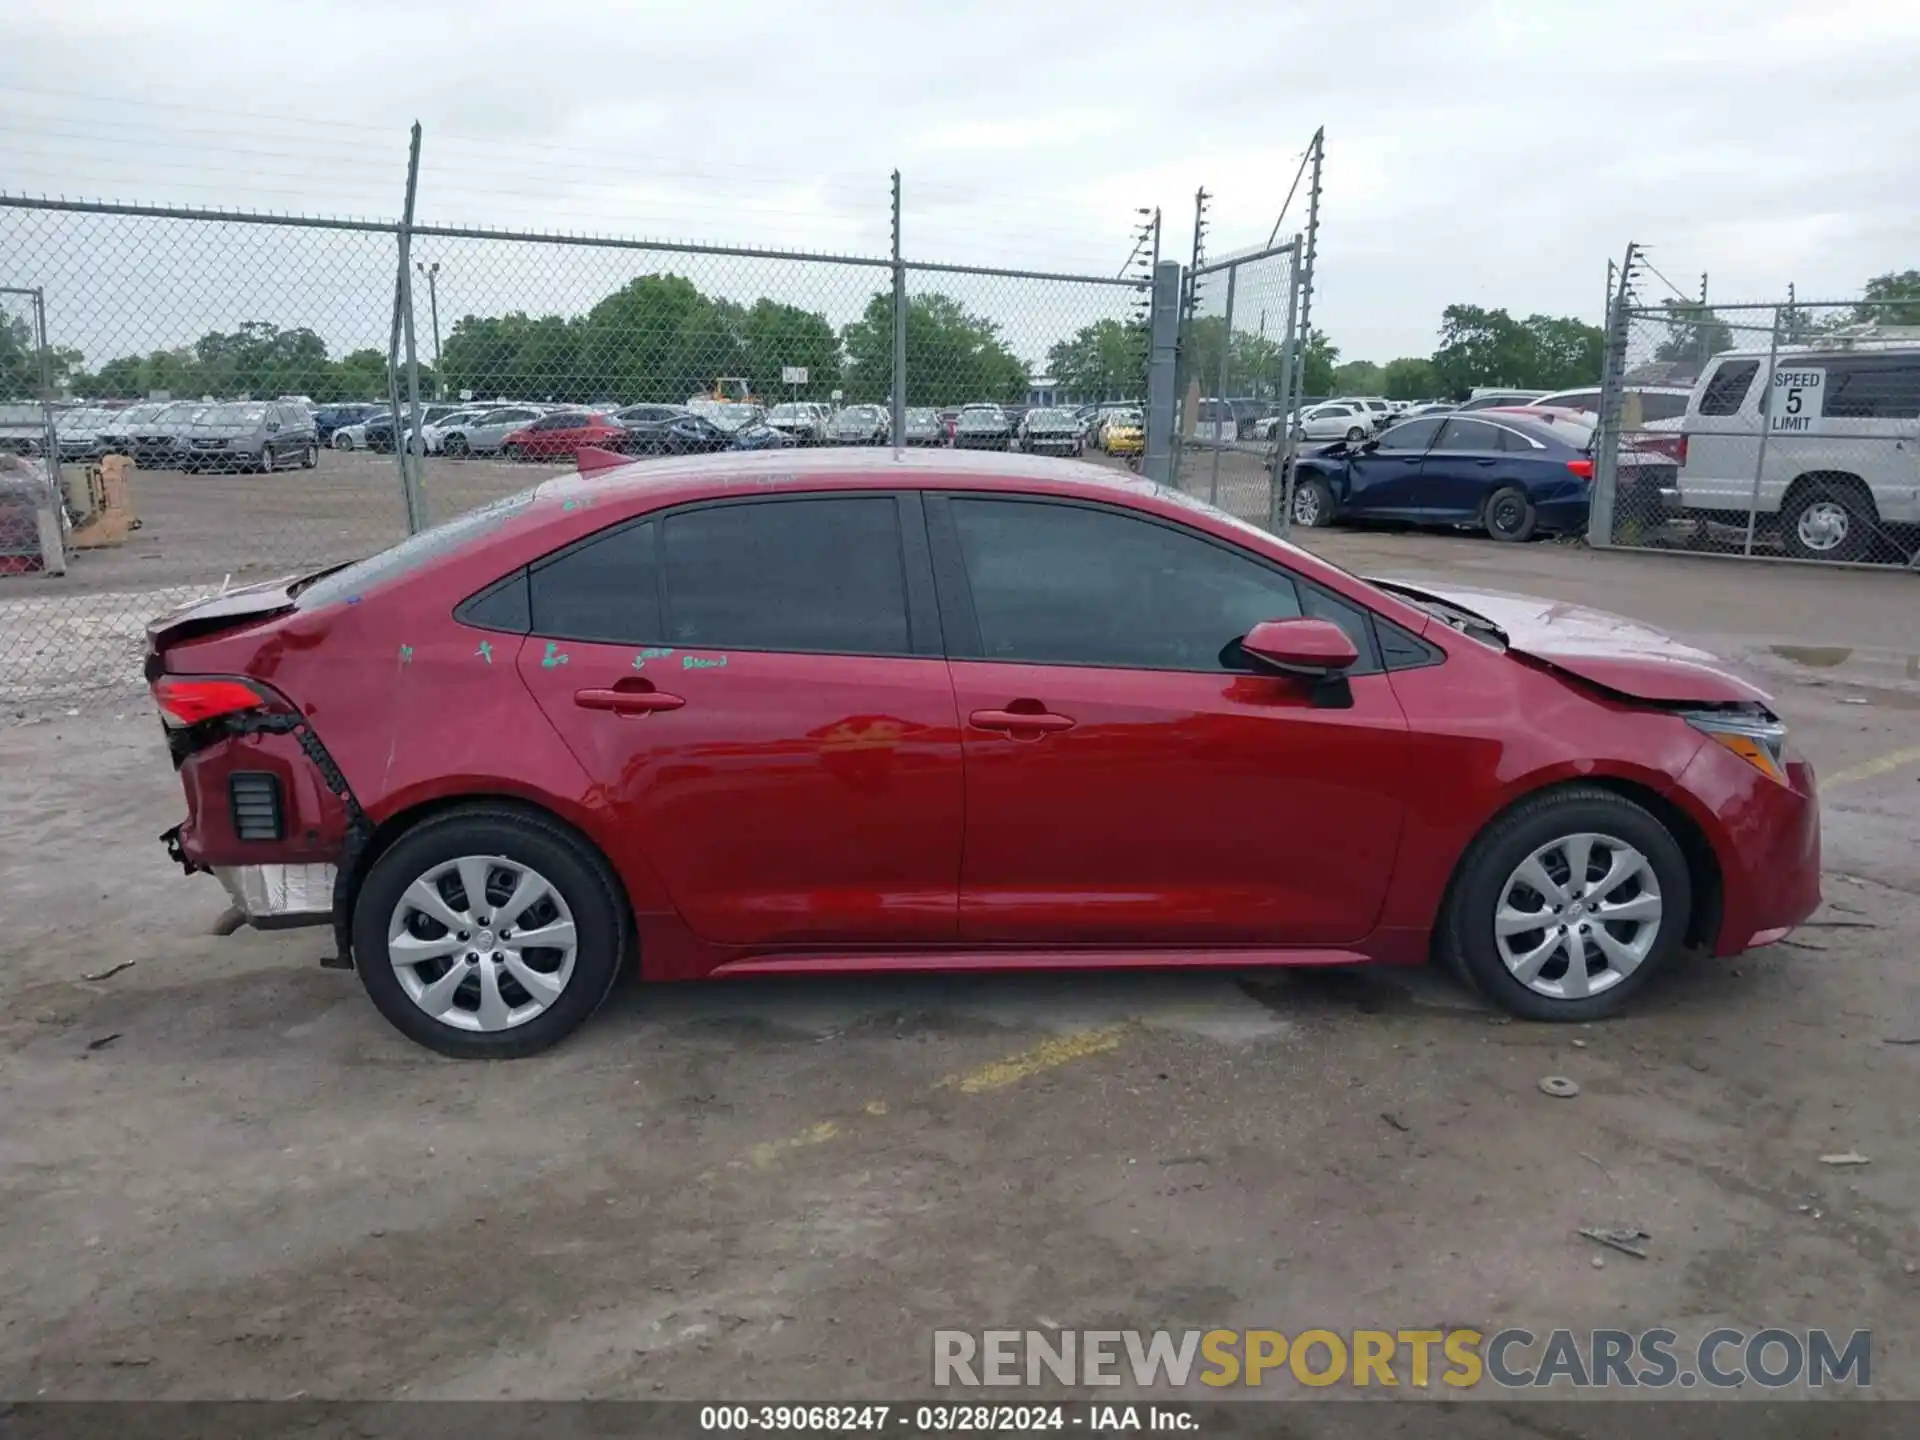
[890,170,906,449]
[1588,244,1636,548]
[1142,260,1182,485]
[1742,306,1783,557]
[1207,264,1236,505]
[394,122,430,535]
[1269,243,1301,535]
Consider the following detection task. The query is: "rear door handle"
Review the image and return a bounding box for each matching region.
[575,687,685,715]
[970,707,1075,734]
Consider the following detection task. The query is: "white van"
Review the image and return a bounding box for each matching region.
[1674,346,1920,560]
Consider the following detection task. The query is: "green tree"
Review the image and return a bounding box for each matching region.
[1432,305,1605,395]
[738,299,841,402]
[1182,317,1291,400]
[333,348,393,401]
[1859,269,1920,326]
[843,292,1027,406]
[443,312,582,403]
[575,274,736,403]
[1047,318,1147,400]
[1652,302,1733,370]
[1298,329,1338,397]
[1381,355,1438,400]
[1331,359,1382,394]
[1520,314,1604,390]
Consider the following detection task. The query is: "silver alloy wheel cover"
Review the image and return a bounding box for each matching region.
[387,854,578,1032]
[1797,500,1848,551]
[1494,832,1662,1001]
[1293,484,1321,525]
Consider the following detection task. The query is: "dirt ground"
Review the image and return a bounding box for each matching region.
[1,456,1918,1411]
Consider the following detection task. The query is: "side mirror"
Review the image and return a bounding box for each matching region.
[1242,617,1359,676]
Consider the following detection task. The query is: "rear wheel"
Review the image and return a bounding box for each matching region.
[444,432,470,458]
[1484,485,1538,542]
[1438,787,1691,1021]
[257,444,275,474]
[501,442,525,462]
[351,809,628,1059]
[332,431,355,451]
[300,442,317,469]
[1345,426,1367,443]
[1781,478,1875,562]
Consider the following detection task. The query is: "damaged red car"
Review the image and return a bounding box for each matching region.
[147,450,1820,1058]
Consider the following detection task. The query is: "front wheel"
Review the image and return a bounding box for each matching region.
[1345,426,1367,442]
[300,443,317,469]
[351,808,628,1058]
[1437,786,1692,1021]
[1484,484,1538,542]
[332,431,355,451]
[501,442,525,462]
[443,433,470,458]
[1291,475,1335,528]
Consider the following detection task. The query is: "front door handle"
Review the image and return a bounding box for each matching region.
[970,707,1075,734]
[575,686,685,715]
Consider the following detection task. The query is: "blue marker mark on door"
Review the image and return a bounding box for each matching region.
[631,646,674,670]
[476,640,494,665]
[398,644,414,665]
[541,641,570,668]
[682,654,728,670]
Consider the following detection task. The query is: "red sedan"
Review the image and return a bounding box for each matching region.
[499,410,628,461]
[146,451,1820,1057]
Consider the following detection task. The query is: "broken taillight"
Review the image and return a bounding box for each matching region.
[152,675,270,728]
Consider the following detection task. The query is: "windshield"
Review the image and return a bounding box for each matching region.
[1109,411,1142,428]
[707,404,760,430]
[839,406,882,422]
[157,403,210,423]
[296,488,542,609]
[57,408,116,431]
[1029,409,1071,425]
[768,404,810,420]
[906,408,939,424]
[201,403,268,424]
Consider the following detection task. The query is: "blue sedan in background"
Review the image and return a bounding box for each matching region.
[1286,409,1597,541]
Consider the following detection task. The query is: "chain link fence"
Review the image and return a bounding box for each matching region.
[1595,296,1920,568]
[0,180,1154,712]
[1171,240,1305,532]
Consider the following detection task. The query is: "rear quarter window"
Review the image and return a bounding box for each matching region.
[296,490,540,609]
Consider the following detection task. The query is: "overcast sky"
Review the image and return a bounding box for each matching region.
[3,0,1918,366]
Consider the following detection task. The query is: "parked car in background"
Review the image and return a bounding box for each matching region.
[500,412,628,462]
[1456,389,1550,412]
[953,404,1012,451]
[1338,396,1393,431]
[0,402,51,457]
[1670,346,1920,561]
[902,407,946,447]
[1019,407,1085,456]
[130,401,212,468]
[1191,398,1241,448]
[1288,410,1597,541]
[1295,401,1376,443]
[728,420,801,451]
[177,401,319,474]
[826,404,890,446]
[764,402,830,445]
[145,449,1821,1054]
[313,404,384,445]
[438,407,549,458]
[1533,385,1691,424]
[420,408,494,454]
[54,406,124,461]
[363,403,466,456]
[1102,410,1144,457]
[98,402,169,459]
[696,402,767,435]
[1480,405,1677,528]
[626,412,736,458]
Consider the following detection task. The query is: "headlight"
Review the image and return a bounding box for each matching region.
[1684,709,1789,785]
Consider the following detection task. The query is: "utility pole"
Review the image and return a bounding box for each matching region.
[416,261,442,400]
[890,169,906,449]
[1187,187,1211,322]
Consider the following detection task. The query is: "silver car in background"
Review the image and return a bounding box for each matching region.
[436,406,549,457]
[902,407,945,446]
[54,406,124,461]
[765,402,830,444]
[826,404,890,445]
[178,400,318,473]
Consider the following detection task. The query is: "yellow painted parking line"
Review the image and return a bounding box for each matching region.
[940,1026,1128,1095]
[1824,745,1920,790]
[746,1120,840,1169]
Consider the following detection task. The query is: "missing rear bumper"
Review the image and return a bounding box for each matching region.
[212,863,337,929]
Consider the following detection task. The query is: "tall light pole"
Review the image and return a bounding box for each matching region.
[415,261,443,399]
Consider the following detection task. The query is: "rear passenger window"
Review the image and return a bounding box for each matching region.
[1698,361,1759,416]
[529,521,661,643]
[1823,360,1920,420]
[662,497,910,655]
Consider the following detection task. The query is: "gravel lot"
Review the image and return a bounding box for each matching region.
[2,450,1918,1411]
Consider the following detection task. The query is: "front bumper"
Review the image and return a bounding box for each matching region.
[1675,742,1822,955]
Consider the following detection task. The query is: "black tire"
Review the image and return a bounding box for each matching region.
[300,443,317,470]
[1291,474,1336,528]
[1437,786,1692,1022]
[257,444,275,474]
[1484,484,1538,542]
[444,433,470,458]
[501,442,525,462]
[1781,478,1875,562]
[351,807,629,1059]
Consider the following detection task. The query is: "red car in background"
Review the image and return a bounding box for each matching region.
[499,410,628,461]
[145,450,1820,1058]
